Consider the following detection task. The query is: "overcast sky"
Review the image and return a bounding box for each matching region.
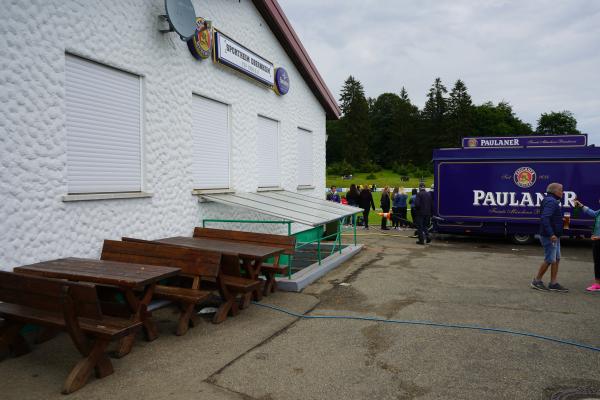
[278,0,600,143]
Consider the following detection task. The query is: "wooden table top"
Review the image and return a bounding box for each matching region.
[155,236,285,259]
[14,257,180,288]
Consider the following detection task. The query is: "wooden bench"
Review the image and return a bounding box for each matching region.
[193,227,296,295]
[120,237,260,324]
[101,239,221,335]
[0,271,141,394]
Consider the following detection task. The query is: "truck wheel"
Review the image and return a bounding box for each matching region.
[511,233,534,245]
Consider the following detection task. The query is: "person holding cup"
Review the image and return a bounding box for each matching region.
[574,199,600,292]
[531,183,569,292]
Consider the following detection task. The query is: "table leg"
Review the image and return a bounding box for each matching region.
[114,284,157,358]
[213,276,239,324]
[241,258,263,309]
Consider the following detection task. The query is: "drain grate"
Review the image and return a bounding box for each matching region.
[550,387,600,399]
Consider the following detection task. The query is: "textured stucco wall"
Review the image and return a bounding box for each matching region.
[0,0,327,269]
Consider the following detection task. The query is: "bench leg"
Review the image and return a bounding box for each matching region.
[176,303,196,336]
[63,338,112,394]
[213,298,239,324]
[263,273,277,296]
[0,322,30,357]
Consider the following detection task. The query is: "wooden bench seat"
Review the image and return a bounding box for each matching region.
[0,304,136,339]
[102,239,220,335]
[0,271,141,394]
[120,237,263,324]
[194,227,296,295]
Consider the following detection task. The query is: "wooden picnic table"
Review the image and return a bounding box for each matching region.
[154,236,285,307]
[14,257,180,357]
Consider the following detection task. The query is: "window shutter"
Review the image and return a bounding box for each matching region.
[65,55,141,194]
[257,116,280,187]
[297,128,313,185]
[192,95,230,189]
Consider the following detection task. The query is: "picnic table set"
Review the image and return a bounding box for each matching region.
[0,227,295,394]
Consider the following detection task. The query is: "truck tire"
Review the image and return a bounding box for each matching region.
[511,233,535,245]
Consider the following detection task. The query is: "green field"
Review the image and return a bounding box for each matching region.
[326,169,433,189]
[327,169,434,227]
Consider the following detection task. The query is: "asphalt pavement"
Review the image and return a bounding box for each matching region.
[1,231,599,399]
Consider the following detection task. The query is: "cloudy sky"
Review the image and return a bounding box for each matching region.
[278,0,600,143]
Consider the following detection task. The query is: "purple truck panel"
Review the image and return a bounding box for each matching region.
[433,142,600,238]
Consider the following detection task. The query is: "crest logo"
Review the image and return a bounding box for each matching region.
[467,138,477,147]
[513,167,536,188]
[187,17,212,60]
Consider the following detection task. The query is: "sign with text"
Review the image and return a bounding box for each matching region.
[436,160,600,221]
[462,135,587,149]
[214,31,274,87]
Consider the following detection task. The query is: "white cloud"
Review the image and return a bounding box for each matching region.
[278,0,600,141]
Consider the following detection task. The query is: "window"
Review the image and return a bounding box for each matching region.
[65,54,142,194]
[192,95,230,189]
[257,115,280,187]
[297,128,313,186]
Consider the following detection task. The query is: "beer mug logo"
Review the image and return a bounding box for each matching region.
[513,167,536,188]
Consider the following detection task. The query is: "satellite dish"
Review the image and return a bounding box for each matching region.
[161,0,197,41]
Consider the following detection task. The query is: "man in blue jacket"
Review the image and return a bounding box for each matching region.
[531,182,568,292]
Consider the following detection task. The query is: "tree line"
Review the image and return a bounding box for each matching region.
[326,76,582,175]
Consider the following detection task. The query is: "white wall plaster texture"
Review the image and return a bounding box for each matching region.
[0,0,327,269]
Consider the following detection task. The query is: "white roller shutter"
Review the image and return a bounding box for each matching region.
[192,95,230,189]
[297,128,313,185]
[257,116,280,187]
[65,55,142,194]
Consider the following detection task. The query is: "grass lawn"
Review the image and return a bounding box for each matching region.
[326,169,433,189]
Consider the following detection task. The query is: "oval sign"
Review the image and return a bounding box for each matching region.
[274,67,290,95]
[187,17,212,60]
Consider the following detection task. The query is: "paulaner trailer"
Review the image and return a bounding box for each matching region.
[432,134,600,244]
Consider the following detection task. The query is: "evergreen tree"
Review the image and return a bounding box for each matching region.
[447,79,474,147]
[396,87,420,163]
[337,76,371,164]
[420,78,448,163]
[536,111,581,134]
[370,93,402,168]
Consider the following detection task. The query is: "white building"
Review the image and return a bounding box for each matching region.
[0,0,341,269]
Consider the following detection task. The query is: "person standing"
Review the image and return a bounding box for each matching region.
[531,183,568,292]
[413,183,433,245]
[326,186,341,203]
[391,187,401,229]
[574,199,600,291]
[359,185,376,230]
[397,188,408,229]
[345,184,361,226]
[380,186,391,230]
[409,188,418,235]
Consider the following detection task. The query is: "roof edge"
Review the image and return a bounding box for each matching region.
[252,0,341,120]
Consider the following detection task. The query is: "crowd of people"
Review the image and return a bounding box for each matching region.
[326,183,433,245]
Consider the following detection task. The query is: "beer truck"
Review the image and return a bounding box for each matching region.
[432,134,600,244]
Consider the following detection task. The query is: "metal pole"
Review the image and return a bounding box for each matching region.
[338,219,342,254]
[202,219,206,228]
[353,213,357,246]
[287,221,291,236]
[317,234,321,266]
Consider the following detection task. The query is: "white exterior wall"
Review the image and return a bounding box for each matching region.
[0,0,327,269]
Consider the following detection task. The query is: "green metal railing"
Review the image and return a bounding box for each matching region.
[201,214,360,277]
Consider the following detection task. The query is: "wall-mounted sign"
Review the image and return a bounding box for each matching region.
[187,17,212,60]
[462,134,587,149]
[274,67,289,95]
[214,30,274,87]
